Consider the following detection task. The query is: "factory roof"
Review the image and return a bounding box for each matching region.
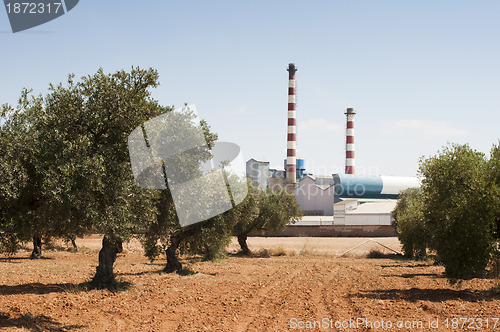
[296,175,335,192]
[300,174,334,186]
[315,177,334,186]
[346,201,397,215]
[334,199,358,205]
[315,185,331,190]
[247,158,269,163]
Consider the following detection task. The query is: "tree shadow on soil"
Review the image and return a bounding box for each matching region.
[118,270,163,277]
[0,256,54,261]
[381,273,443,279]
[0,278,131,295]
[380,263,433,268]
[228,250,280,258]
[118,267,217,277]
[350,287,500,302]
[0,312,85,331]
[0,283,83,295]
[0,256,32,261]
[129,258,218,277]
[366,251,405,259]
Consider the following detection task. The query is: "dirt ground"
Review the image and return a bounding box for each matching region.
[1,235,499,331]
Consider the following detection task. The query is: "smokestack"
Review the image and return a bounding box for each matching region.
[286,63,297,184]
[345,107,356,174]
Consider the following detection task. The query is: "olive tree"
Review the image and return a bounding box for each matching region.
[140,170,242,273]
[487,142,500,280]
[487,142,500,239]
[419,143,498,281]
[1,68,168,288]
[233,186,303,255]
[391,187,428,259]
[0,91,50,258]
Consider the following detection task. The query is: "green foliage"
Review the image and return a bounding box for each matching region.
[1,92,48,251]
[138,118,241,264]
[487,142,500,285]
[0,68,164,253]
[141,197,236,264]
[419,143,498,281]
[233,184,303,240]
[181,213,235,261]
[487,142,500,239]
[253,187,303,233]
[231,184,262,236]
[392,188,428,259]
[182,174,253,261]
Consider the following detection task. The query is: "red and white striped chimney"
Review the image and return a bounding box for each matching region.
[345,107,356,174]
[286,63,297,184]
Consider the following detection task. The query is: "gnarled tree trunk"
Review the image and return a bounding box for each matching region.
[30,236,42,259]
[71,238,79,251]
[237,233,250,255]
[91,236,123,288]
[164,228,195,273]
[203,242,214,262]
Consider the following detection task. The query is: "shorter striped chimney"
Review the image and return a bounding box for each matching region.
[345,108,356,174]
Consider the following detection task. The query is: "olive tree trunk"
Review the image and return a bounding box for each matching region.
[30,236,42,259]
[91,236,123,288]
[164,228,195,273]
[237,233,251,255]
[203,242,214,262]
[71,237,79,251]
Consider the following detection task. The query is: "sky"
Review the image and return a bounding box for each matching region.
[1,0,499,177]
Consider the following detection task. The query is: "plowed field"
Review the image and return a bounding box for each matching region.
[1,236,499,331]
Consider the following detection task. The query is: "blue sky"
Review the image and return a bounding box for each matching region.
[1,1,499,177]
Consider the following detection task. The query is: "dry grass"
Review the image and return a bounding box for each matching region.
[227,236,402,258]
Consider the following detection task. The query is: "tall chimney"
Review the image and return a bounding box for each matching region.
[345,107,356,174]
[286,63,297,184]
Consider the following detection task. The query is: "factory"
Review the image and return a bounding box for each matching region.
[245,63,420,236]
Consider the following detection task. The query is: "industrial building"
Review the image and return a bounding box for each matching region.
[246,159,418,226]
[246,63,420,236]
[246,158,270,190]
[292,175,337,216]
[333,200,398,226]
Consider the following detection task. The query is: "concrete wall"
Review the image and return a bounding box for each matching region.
[255,225,397,237]
[345,213,392,226]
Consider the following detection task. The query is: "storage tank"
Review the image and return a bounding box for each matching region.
[296,158,305,171]
[296,159,305,179]
[284,158,306,179]
[333,174,420,199]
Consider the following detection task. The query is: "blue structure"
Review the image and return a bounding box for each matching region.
[284,158,306,180]
[333,174,420,199]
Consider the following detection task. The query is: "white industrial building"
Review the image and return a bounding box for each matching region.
[333,199,397,226]
[246,158,270,190]
[245,158,419,227]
